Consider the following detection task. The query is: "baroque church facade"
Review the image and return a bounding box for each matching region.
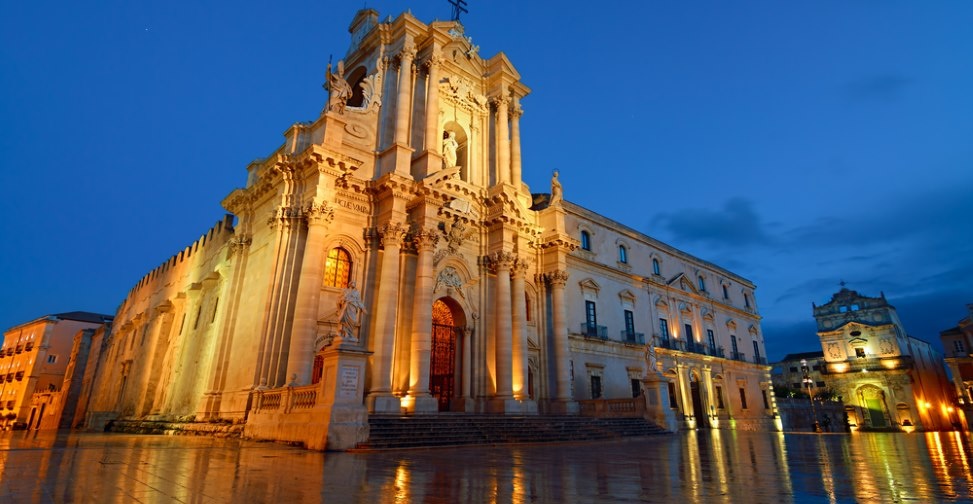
[83,9,778,449]
[814,288,956,431]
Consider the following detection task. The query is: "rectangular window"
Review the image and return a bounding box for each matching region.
[211,297,220,322]
[752,341,761,361]
[585,301,597,337]
[789,366,798,373]
[739,388,748,409]
[715,385,725,409]
[731,335,739,355]
[624,310,635,339]
[193,306,202,330]
[631,378,641,398]
[667,382,678,408]
[955,340,966,353]
[722,285,729,299]
[47,355,57,364]
[762,390,770,409]
[590,375,602,399]
[707,329,716,351]
[659,318,670,342]
[855,347,866,359]
[525,294,532,322]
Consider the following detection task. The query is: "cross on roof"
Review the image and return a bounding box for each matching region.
[448,0,468,22]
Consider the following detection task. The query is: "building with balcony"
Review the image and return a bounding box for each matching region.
[814,288,955,431]
[940,304,973,428]
[0,311,112,430]
[80,8,777,449]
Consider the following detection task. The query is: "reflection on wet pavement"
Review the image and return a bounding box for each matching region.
[1,430,971,503]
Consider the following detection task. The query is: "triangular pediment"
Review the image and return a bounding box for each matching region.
[667,273,700,295]
[579,278,600,293]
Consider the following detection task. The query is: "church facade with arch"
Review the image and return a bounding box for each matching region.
[82,9,778,449]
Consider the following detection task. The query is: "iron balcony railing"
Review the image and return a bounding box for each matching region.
[620,331,645,344]
[752,356,768,365]
[580,323,608,340]
[731,351,747,362]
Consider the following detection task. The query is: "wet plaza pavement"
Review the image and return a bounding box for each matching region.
[1,429,972,503]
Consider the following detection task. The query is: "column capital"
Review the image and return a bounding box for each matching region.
[423,49,443,70]
[379,222,409,248]
[398,43,417,62]
[413,227,440,252]
[510,258,530,278]
[544,270,569,287]
[303,201,335,226]
[491,95,510,111]
[487,251,517,273]
[510,105,523,119]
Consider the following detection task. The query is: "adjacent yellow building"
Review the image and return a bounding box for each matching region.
[0,312,112,430]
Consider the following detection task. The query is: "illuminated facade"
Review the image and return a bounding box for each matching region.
[0,312,112,430]
[940,304,973,428]
[814,288,954,431]
[80,9,777,449]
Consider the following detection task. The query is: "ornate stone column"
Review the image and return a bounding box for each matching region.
[286,202,335,385]
[510,99,523,186]
[394,43,416,147]
[511,259,529,400]
[405,228,440,413]
[367,222,408,413]
[546,270,573,403]
[702,364,715,427]
[491,251,515,402]
[493,95,510,185]
[423,51,442,159]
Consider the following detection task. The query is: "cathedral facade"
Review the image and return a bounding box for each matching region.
[83,9,777,449]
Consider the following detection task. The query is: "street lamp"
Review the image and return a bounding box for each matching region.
[801,358,822,433]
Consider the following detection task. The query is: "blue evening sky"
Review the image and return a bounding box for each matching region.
[2,1,971,360]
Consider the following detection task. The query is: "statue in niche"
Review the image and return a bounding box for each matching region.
[442,130,459,167]
[336,282,366,342]
[550,169,563,204]
[325,60,353,114]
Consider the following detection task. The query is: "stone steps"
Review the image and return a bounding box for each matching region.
[355,415,668,450]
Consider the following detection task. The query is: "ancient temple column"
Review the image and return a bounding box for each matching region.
[493,252,514,399]
[511,259,529,400]
[494,95,510,184]
[406,228,439,411]
[423,51,442,155]
[368,222,407,412]
[286,203,334,385]
[510,99,523,186]
[546,270,572,401]
[394,44,417,146]
[462,326,473,399]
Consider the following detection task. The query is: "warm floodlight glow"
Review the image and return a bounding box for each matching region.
[832,362,849,373]
[881,359,897,369]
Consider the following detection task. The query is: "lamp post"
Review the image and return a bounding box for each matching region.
[802,359,822,433]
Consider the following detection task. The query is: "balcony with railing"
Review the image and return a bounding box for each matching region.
[752,356,768,365]
[823,355,915,374]
[731,351,747,362]
[620,330,645,344]
[579,323,608,340]
[658,338,684,351]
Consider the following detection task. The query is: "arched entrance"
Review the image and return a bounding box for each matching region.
[857,385,890,429]
[431,298,464,411]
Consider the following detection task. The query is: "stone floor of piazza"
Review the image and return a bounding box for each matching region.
[1,429,972,503]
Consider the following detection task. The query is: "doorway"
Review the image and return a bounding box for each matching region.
[430,299,461,411]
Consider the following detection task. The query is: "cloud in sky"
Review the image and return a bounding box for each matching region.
[651,197,771,249]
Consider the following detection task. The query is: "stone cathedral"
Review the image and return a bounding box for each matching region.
[83,9,778,449]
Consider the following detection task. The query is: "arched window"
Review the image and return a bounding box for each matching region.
[323,247,352,288]
[652,258,660,275]
[697,275,706,291]
[618,245,628,264]
[525,292,532,322]
[580,230,591,251]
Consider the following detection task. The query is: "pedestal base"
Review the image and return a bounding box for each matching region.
[402,395,439,414]
[545,400,580,416]
[643,373,680,432]
[366,394,401,414]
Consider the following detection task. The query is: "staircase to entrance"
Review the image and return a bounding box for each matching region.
[355,414,668,450]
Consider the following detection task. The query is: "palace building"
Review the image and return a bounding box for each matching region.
[80,9,778,449]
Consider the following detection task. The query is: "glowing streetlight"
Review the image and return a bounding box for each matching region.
[801,358,822,433]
